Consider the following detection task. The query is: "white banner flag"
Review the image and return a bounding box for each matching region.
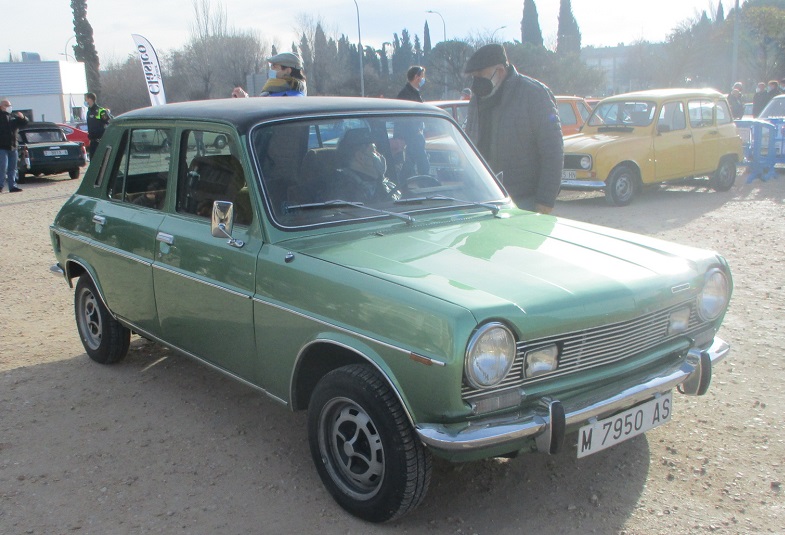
[131,34,167,106]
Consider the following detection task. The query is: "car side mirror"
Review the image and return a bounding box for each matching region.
[211,200,245,248]
[657,124,671,134]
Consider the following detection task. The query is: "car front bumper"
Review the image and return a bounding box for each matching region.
[416,337,729,461]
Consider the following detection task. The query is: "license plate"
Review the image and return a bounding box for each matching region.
[576,391,672,458]
[561,170,576,180]
[44,149,68,156]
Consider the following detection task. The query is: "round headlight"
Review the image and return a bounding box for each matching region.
[697,268,730,321]
[465,323,517,389]
[580,156,592,169]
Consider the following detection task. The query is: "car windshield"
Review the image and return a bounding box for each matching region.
[760,96,785,118]
[587,100,656,127]
[252,113,506,228]
[22,129,68,143]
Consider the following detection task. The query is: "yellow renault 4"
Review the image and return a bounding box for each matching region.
[561,89,743,206]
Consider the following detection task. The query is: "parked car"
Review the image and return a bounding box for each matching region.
[758,94,785,118]
[557,95,593,136]
[430,96,592,136]
[50,97,732,522]
[56,122,91,148]
[561,89,744,206]
[17,122,87,181]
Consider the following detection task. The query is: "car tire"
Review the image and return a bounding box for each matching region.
[710,157,736,192]
[74,274,130,364]
[213,135,227,149]
[605,164,639,206]
[69,168,80,180]
[307,364,432,523]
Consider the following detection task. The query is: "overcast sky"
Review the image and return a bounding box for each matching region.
[3,0,736,64]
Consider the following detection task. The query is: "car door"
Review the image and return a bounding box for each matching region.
[688,98,725,173]
[653,100,695,181]
[85,127,173,336]
[152,128,262,381]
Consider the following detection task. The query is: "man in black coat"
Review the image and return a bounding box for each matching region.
[0,98,28,193]
[395,66,430,176]
[464,44,563,214]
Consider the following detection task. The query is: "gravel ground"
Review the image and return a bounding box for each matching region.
[0,172,783,534]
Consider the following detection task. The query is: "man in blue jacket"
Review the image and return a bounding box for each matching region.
[464,44,563,214]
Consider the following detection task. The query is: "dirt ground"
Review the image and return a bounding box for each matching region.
[1,171,783,535]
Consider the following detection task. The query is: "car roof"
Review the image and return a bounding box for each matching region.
[118,97,441,134]
[20,121,63,130]
[598,88,725,102]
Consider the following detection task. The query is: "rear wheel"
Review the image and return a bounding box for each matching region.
[308,364,431,522]
[68,168,80,180]
[74,274,130,364]
[710,157,736,191]
[605,164,639,206]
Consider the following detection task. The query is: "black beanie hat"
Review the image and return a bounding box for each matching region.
[464,44,509,73]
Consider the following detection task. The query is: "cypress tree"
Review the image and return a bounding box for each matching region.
[521,0,544,48]
[71,0,101,97]
[556,0,582,55]
[424,21,432,56]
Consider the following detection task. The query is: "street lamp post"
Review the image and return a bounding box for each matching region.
[426,10,446,42]
[62,35,76,61]
[353,0,365,97]
[491,25,506,41]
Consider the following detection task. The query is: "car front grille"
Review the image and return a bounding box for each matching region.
[462,301,704,400]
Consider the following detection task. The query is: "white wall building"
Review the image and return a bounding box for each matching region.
[0,60,88,123]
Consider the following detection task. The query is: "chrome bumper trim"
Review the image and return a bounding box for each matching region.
[416,337,729,454]
[560,179,606,190]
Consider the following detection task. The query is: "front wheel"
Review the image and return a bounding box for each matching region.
[307,364,431,523]
[710,158,736,191]
[605,164,639,206]
[74,274,130,364]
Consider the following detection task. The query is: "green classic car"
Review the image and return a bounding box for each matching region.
[50,97,732,522]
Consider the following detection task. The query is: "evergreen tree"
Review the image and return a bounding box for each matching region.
[556,0,581,55]
[71,0,101,97]
[424,22,432,56]
[716,1,726,23]
[521,0,544,48]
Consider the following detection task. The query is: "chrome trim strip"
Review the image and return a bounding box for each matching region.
[560,179,606,189]
[416,337,728,453]
[152,263,251,299]
[124,322,288,407]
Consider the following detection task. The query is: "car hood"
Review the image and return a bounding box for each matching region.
[563,131,633,152]
[290,212,714,330]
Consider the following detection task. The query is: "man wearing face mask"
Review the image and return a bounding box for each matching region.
[0,98,28,193]
[464,44,563,214]
[395,66,430,177]
[332,128,401,203]
[232,52,307,98]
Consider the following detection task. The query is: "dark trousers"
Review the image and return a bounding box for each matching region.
[88,138,100,160]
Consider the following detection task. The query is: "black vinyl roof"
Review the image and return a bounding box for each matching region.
[117,96,449,134]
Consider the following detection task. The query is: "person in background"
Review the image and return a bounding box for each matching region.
[0,98,28,193]
[332,128,401,203]
[232,52,307,98]
[752,82,768,118]
[395,66,430,176]
[84,92,111,160]
[728,82,744,120]
[461,88,472,100]
[463,44,563,214]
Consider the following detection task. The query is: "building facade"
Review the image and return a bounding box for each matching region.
[0,60,88,123]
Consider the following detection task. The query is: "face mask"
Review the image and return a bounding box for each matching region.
[418,78,426,89]
[84,101,90,107]
[471,68,501,98]
[268,69,278,80]
[4,106,11,113]
[768,86,775,92]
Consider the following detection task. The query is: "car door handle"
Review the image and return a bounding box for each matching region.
[709,130,718,135]
[92,215,106,225]
[156,232,174,245]
[682,134,692,139]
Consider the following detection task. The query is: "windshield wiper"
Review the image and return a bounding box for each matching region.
[395,195,503,216]
[286,199,415,224]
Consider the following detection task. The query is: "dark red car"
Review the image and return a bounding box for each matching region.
[56,123,90,148]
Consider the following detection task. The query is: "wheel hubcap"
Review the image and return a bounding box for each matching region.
[319,398,384,500]
[79,290,102,350]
